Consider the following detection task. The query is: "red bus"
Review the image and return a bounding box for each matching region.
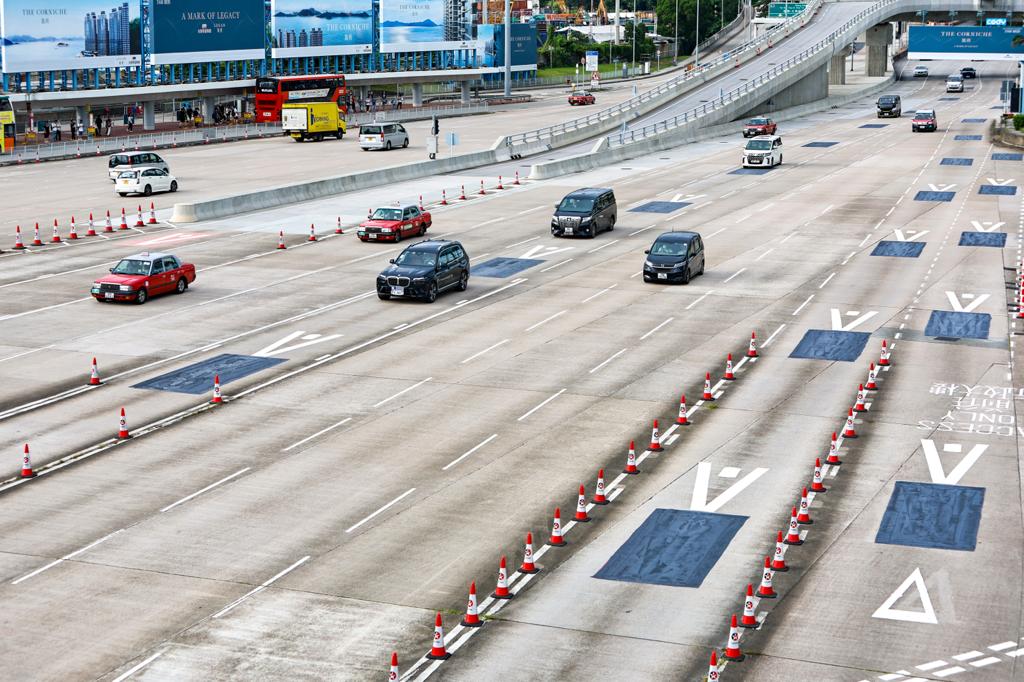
[255,74,348,122]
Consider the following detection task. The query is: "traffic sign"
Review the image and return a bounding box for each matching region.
[986,16,1007,25]
[768,2,806,17]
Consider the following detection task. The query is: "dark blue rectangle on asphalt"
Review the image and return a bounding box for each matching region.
[728,168,773,175]
[955,135,983,141]
[914,191,955,202]
[132,354,286,394]
[940,157,972,166]
[871,241,926,257]
[860,123,887,128]
[993,153,1023,161]
[959,232,1007,247]
[594,509,746,588]
[940,97,960,101]
[962,118,987,123]
[789,330,871,362]
[979,185,1017,195]
[803,141,839,148]
[630,201,691,213]
[924,311,990,339]
[875,481,984,551]
[472,257,544,278]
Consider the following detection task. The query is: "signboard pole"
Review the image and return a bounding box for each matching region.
[504,0,512,97]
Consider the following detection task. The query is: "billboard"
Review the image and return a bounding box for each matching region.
[272,0,372,57]
[477,24,537,69]
[379,0,470,53]
[1,0,140,73]
[151,0,265,64]
[585,49,597,72]
[909,25,1024,61]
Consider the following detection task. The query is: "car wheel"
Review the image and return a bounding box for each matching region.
[175,278,187,294]
[135,288,148,304]
[425,282,438,303]
[607,215,615,231]
[118,192,127,197]
[395,230,402,243]
[457,271,468,291]
[698,260,705,276]
[778,154,783,165]
[419,224,427,236]
[378,293,391,300]
[402,138,409,148]
[143,185,152,196]
[386,140,392,151]
[170,181,178,193]
[682,268,690,285]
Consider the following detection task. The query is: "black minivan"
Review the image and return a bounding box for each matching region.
[377,239,469,302]
[876,94,901,118]
[643,231,705,284]
[551,188,617,238]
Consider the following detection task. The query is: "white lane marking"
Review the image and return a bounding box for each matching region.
[587,239,620,254]
[640,317,674,340]
[461,339,510,364]
[723,268,746,283]
[582,284,617,303]
[705,227,728,238]
[589,348,628,374]
[525,310,566,332]
[987,642,1018,652]
[628,225,657,237]
[253,330,343,357]
[111,650,166,682]
[281,417,352,452]
[917,661,948,671]
[11,529,125,584]
[442,434,498,471]
[0,344,57,364]
[933,667,966,678]
[516,205,546,216]
[735,213,752,224]
[779,233,795,244]
[517,388,566,421]
[197,267,335,309]
[505,236,540,248]
[879,674,910,681]
[373,377,433,408]
[819,272,836,288]
[345,489,417,534]
[540,258,573,272]
[690,461,769,512]
[755,248,774,261]
[763,323,786,348]
[0,296,92,322]
[159,468,251,512]
[952,652,983,662]
[792,294,814,315]
[921,440,987,485]
[969,658,1001,667]
[211,555,311,618]
[820,204,834,215]
[1006,648,1024,657]
[685,290,714,310]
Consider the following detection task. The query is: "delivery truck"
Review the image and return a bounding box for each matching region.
[280,102,347,142]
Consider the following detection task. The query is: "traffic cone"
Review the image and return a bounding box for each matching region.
[308,224,317,242]
[702,372,715,400]
[796,487,813,524]
[747,331,758,357]
[740,584,758,627]
[211,374,223,404]
[440,189,448,205]
[879,339,890,366]
[492,555,512,599]
[676,394,689,425]
[32,222,43,246]
[724,353,735,380]
[89,357,101,385]
[593,469,609,504]
[865,362,878,390]
[575,484,590,522]
[649,419,663,451]
[771,530,789,571]
[426,613,450,660]
[86,213,97,236]
[623,440,639,474]
[277,230,287,249]
[117,407,130,439]
[148,202,157,224]
[460,184,467,200]
[68,216,78,240]
[135,205,144,227]
[20,444,35,478]
[119,208,129,230]
[105,210,114,232]
[521,532,539,573]
[854,384,867,412]
[548,507,566,546]
[811,458,827,493]
[13,225,25,250]
[708,651,721,681]
[335,216,343,234]
[462,582,482,626]
[724,614,744,661]
[497,175,504,190]
[389,652,399,679]
[419,195,424,211]
[825,431,841,465]
[784,507,802,545]
[51,220,61,243]
[757,556,777,598]
[514,170,521,185]
[843,407,857,438]
[479,179,486,195]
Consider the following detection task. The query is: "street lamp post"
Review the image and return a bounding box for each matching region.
[631,0,637,72]
[695,0,701,63]
[674,0,679,63]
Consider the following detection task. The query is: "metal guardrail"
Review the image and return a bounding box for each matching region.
[348,100,497,125]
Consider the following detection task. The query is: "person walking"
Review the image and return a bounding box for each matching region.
[104,117,112,136]
[55,121,62,141]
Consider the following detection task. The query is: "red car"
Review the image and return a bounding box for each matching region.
[357,205,432,242]
[91,252,196,304]
[743,116,777,138]
[569,90,596,106]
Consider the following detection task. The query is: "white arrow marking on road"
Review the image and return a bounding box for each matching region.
[253,330,343,357]
[892,229,929,242]
[520,244,575,259]
[944,291,989,313]
[986,178,1015,186]
[970,220,1005,232]
[671,193,706,203]
[920,439,987,485]
[690,461,769,512]
[927,183,956,192]
[830,308,878,331]
[872,568,938,624]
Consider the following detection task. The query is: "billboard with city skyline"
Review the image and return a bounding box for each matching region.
[0,0,140,72]
[271,0,372,58]
[151,0,265,64]
[379,0,470,52]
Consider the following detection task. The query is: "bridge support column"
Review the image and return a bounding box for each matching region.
[461,80,471,106]
[412,83,424,108]
[203,96,216,122]
[143,100,156,131]
[865,24,893,77]
[829,44,852,86]
[738,63,829,118]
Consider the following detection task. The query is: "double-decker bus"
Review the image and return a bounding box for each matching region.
[255,74,348,122]
[0,96,15,152]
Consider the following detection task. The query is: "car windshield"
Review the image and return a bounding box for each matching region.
[878,97,896,103]
[361,125,382,135]
[651,240,688,256]
[558,196,595,212]
[112,259,151,275]
[746,139,772,150]
[395,250,437,267]
[748,118,768,125]
[372,208,403,221]
[948,76,961,81]
[117,171,139,179]
[915,111,934,119]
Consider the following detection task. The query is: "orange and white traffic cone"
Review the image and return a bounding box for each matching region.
[548,507,566,546]
[105,210,114,232]
[843,407,857,438]
[724,353,735,380]
[497,175,504,190]
[51,219,61,243]
[148,202,157,224]
[117,407,130,439]
[135,205,144,227]
[676,394,689,425]
[440,189,448,205]
[593,469,609,505]
[13,225,25,250]
[514,170,521,185]
[649,419,663,451]
[784,507,802,545]
[492,555,512,599]
[521,532,539,573]
[86,213,97,236]
[757,556,777,598]
[747,331,758,357]
[740,584,758,628]
[119,208,129,230]
[865,362,878,391]
[68,216,78,240]
[426,613,450,660]
[389,652,399,680]
[825,431,841,465]
[771,530,789,571]
[796,487,813,524]
[479,179,486,195]
[308,223,317,242]
[89,357,101,385]
[811,458,827,493]
[20,444,35,478]
[708,651,721,681]
[724,614,745,661]
[462,582,482,626]
[853,384,867,412]
[575,484,590,522]
[702,372,715,400]
[211,374,223,404]
[335,216,343,234]
[277,230,287,250]
[459,184,467,200]
[879,339,890,366]
[623,440,639,474]
[32,222,43,246]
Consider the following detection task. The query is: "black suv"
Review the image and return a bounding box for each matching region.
[960,66,977,79]
[377,240,469,302]
[551,187,617,238]
[643,231,705,284]
[876,94,901,118]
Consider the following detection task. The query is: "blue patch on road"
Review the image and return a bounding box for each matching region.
[914,191,955,202]
[594,509,746,587]
[728,168,773,175]
[979,185,1017,195]
[875,481,984,552]
[993,153,1023,161]
[924,311,990,340]
[803,141,839,148]
[132,354,286,394]
[955,135,983,141]
[472,257,544,278]
[959,232,1007,247]
[630,201,691,213]
[871,241,926,257]
[962,118,987,123]
[789,330,871,362]
[940,97,960,101]
[860,123,887,128]
[940,157,972,166]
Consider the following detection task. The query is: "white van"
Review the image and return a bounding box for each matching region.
[107,151,169,181]
[742,135,783,168]
[359,123,409,151]
[945,75,964,93]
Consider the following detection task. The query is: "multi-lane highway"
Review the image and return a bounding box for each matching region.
[1,47,1022,682]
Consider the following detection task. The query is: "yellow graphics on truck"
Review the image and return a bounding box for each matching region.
[280,102,347,142]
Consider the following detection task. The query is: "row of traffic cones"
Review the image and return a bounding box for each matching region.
[12,205,158,249]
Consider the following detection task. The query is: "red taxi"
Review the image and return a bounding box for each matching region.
[743,116,777,138]
[91,252,196,304]
[569,90,596,105]
[357,205,432,242]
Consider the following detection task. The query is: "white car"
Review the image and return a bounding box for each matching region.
[913,65,929,77]
[115,167,179,196]
[742,135,783,168]
[946,75,964,92]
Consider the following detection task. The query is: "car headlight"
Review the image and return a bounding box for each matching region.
[412,277,427,283]
[644,260,655,268]
[119,284,133,292]
[581,216,591,224]
[91,286,100,293]
[382,227,392,233]
[551,219,558,227]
